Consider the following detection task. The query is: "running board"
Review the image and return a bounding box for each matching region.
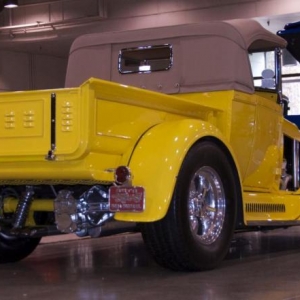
[247,220,300,227]
[243,191,300,226]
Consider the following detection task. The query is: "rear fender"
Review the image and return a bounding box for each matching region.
[114,119,242,222]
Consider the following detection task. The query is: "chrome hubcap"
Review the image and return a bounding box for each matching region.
[188,166,226,245]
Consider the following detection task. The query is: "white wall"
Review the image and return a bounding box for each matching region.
[0,51,30,91]
[102,0,300,32]
[32,54,67,90]
[0,51,67,92]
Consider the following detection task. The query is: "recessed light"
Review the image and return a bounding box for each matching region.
[4,0,18,8]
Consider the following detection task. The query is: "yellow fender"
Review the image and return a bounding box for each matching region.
[114,119,242,222]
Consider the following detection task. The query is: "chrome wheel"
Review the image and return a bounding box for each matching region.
[188,166,226,245]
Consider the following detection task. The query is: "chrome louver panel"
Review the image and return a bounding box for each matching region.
[246,203,286,213]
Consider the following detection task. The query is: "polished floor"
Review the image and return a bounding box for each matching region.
[2,225,300,300]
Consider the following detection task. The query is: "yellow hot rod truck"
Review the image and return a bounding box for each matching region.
[0,18,298,271]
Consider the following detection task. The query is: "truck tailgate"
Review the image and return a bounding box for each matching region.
[0,88,82,160]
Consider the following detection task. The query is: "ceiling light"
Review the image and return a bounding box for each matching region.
[4,0,18,8]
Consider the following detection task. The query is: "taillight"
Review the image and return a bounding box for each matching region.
[114,166,131,185]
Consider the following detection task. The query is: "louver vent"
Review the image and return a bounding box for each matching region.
[246,203,286,213]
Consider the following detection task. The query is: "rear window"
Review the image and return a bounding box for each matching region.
[118,44,173,74]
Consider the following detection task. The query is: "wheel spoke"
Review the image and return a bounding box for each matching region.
[188,166,226,245]
[195,216,203,235]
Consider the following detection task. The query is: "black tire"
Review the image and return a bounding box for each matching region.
[140,141,239,271]
[0,233,41,263]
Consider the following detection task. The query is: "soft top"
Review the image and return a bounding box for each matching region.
[66,19,286,94]
[70,19,286,53]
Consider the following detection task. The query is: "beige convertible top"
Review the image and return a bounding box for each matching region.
[65,19,286,94]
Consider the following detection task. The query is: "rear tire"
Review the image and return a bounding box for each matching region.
[0,233,40,263]
[140,141,239,271]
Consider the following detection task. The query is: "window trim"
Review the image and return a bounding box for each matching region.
[118,44,173,74]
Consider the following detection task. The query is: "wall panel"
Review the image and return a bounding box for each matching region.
[0,51,67,92]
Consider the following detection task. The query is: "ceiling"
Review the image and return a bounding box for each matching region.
[0,0,106,57]
[256,13,300,33]
[0,0,300,58]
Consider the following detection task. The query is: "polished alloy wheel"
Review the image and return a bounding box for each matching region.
[188,166,226,245]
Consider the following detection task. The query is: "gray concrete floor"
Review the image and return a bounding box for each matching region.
[2,226,300,300]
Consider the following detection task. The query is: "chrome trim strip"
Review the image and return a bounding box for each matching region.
[275,47,283,104]
[118,44,173,74]
[293,139,299,190]
[96,132,131,139]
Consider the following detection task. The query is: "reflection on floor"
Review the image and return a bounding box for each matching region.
[2,226,300,300]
